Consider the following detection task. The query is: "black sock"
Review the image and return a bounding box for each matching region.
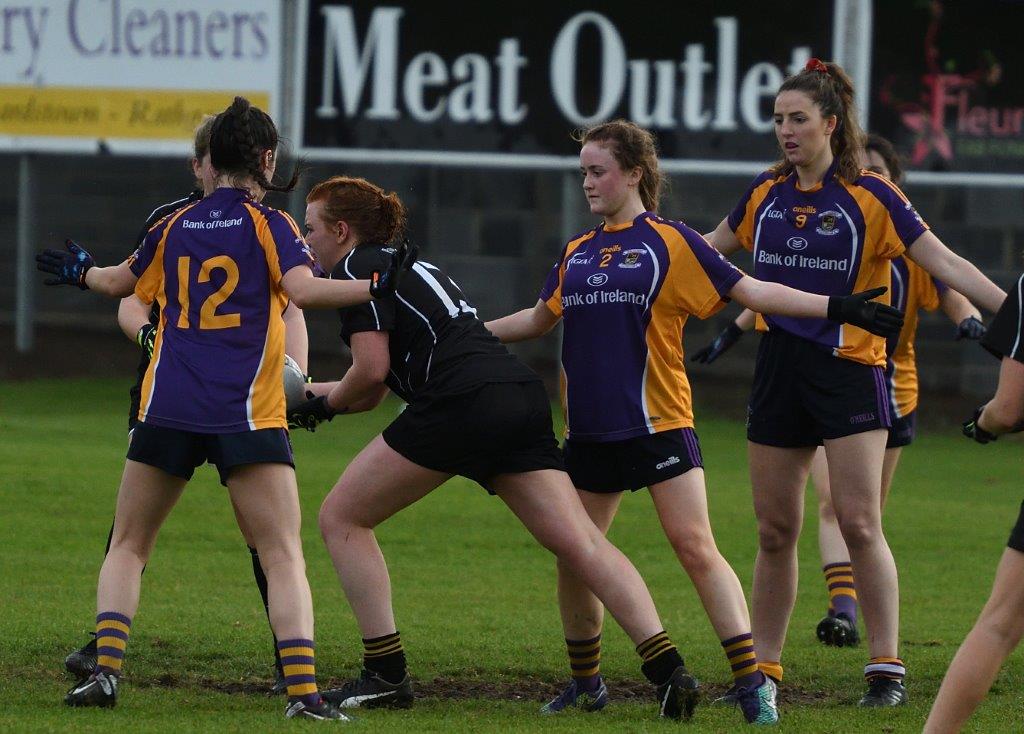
[249,545,282,673]
[637,631,684,685]
[363,631,407,684]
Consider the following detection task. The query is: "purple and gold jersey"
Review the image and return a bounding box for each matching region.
[729,163,929,366]
[885,257,946,417]
[540,212,743,442]
[129,187,315,432]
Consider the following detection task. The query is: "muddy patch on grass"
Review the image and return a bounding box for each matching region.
[136,673,830,707]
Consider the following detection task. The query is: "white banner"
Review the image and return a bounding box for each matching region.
[0,0,282,154]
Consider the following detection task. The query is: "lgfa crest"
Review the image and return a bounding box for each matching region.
[816,210,842,236]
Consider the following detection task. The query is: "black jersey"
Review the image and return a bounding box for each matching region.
[982,271,1024,364]
[127,190,203,427]
[331,245,538,403]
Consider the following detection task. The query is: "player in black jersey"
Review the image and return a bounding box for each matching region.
[288,176,702,721]
[62,116,297,693]
[924,272,1024,733]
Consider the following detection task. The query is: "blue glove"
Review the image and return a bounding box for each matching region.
[370,239,419,298]
[36,239,95,289]
[955,316,986,341]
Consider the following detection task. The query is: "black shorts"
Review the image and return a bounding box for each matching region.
[564,429,704,494]
[126,422,294,486]
[886,410,916,449]
[382,380,564,492]
[747,330,892,448]
[1009,501,1024,553]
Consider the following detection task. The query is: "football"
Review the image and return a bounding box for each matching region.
[283,354,308,410]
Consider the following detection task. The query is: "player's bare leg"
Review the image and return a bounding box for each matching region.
[227,463,312,644]
[923,548,1024,733]
[748,443,816,668]
[650,469,752,640]
[879,447,902,509]
[97,461,187,621]
[825,429,906,704]
[813,447,860,647]
[318,435,449,639]
[555,490,622,640]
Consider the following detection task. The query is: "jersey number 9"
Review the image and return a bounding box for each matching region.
[176,255,242,330]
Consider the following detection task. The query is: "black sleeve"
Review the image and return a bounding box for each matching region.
[330,247,397,341]
[131,190,203,249]
[981,272,1024,363]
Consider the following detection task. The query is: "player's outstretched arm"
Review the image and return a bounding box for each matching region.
[281,265,373,309]
[36,240,138,297]
[485,300,560,343]
[729,277,904,338]
[906,231,1006,313]
[282,302,310,373]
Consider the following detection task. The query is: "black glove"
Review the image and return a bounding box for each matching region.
[962,405,998,444]
[136,323,157,359]
[288,395,337,432]
[827,287,903,338]
[955,316,986,341]
[370,239,419,299]
[690,322,744,364]
[36,239,95,289]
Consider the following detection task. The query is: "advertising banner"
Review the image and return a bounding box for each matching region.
[871,0,1024,179]
[295,0,834,170]
[0,0,281,154]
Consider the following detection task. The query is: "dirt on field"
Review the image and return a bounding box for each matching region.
[138,672,830,707]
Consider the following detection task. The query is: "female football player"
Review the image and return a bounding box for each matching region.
[703,59,1005,706]
[691,133,985,649]
[62,115,307,695]
[484,119,904,725]
[37,97,402,719]
[923,271,1024,733]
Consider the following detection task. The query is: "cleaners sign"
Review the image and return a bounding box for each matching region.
[0,0,281,154]
[295,1,831,166]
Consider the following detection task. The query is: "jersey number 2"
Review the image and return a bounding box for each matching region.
[176,255,242,329]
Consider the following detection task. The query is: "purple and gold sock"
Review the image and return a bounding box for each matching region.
[722,632,764,689]
[566,634,602,691]
[95,611,131,674]
[824,562,858,622]
[278,638,320,705]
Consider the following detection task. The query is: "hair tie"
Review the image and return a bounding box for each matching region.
[805,58,828,74]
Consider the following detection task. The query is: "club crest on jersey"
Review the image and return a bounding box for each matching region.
[618,249,645,268]
[816,210,843,236]
[587,273,609,287]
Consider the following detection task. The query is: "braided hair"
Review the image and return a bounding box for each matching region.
[210,96,298,193]
[771,59,865,184]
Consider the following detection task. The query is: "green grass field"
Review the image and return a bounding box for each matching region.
[1,378,1021,732]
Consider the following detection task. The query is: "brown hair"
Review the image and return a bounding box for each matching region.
[193,114,216,161]
[210,96,298,193]
[574,119,666,213]
[864,132,904,186]
[771,60,865,184]
[306,176,407,245]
